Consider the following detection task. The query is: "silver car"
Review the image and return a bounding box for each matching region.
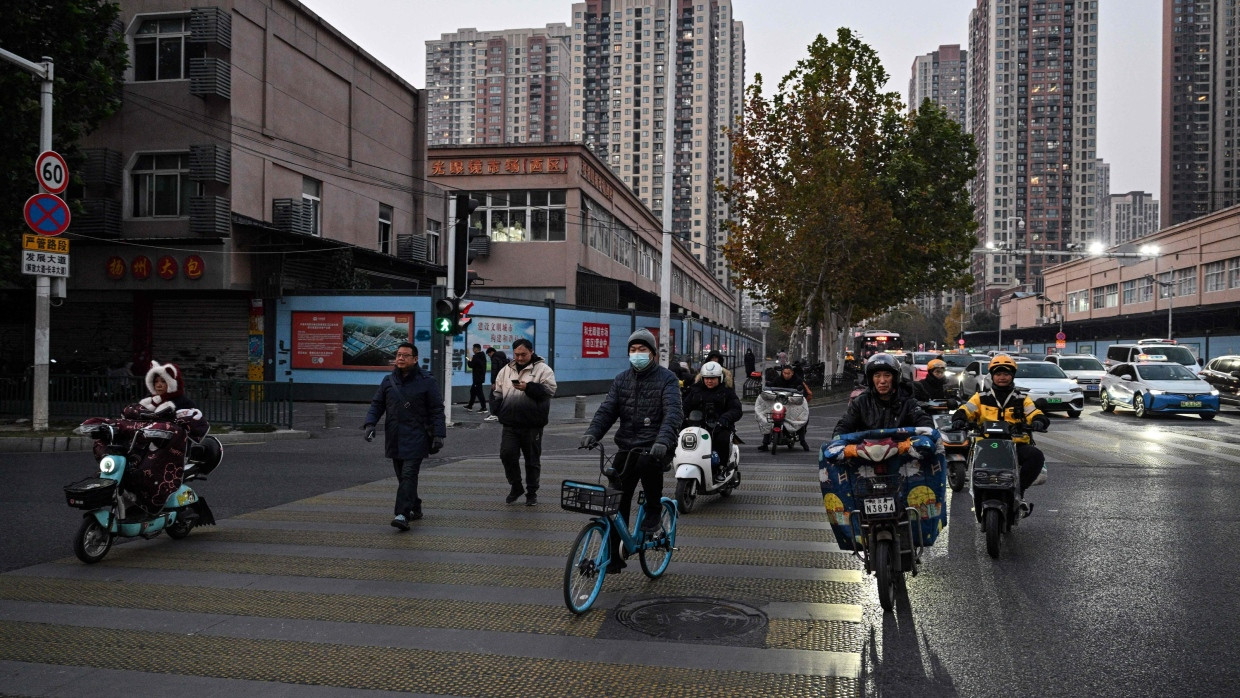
[1099,362,1220,419]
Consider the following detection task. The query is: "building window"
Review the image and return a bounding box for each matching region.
[302,177,322,237]
[131,153,191,217]
[1229,257,1240,289]
[133,16,191,81]
[378,204,393,254]
[468,190,567,242]
[1204,260,1226,292]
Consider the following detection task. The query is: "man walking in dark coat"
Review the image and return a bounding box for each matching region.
[484,346,507,422]
[465,343,488,411]
[744,348,756,377]
[579,329,683,573]
[363,342,446,531]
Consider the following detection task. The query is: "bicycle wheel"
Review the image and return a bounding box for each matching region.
[563,521,608,614]
[639,500,677,579]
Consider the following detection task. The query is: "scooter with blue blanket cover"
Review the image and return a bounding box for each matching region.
[820,427,947,612]
[63,417,222,563]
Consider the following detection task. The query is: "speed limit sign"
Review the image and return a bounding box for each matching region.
[36,151,69,195]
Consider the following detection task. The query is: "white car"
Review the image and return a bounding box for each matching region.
[1045,354,1106,400]
[961,360,1085,418]
[1099,361,1220,420]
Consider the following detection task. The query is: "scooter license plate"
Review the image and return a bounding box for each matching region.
[863,497,896,516]
[1180,400,1202,408]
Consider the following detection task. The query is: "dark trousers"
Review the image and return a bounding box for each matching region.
[500,425,542,495]
[609,450,665,560]
[392,457,423,517]
[1015,443,1045,493]
[466,381,487,409]
[709,426,732,479]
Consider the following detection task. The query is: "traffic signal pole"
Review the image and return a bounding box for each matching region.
[2,48,54,431]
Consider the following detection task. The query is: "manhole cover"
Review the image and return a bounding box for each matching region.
[614,597,767,643]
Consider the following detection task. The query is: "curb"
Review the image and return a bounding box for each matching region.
[0,429,311,454]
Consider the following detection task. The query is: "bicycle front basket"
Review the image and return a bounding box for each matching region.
[561,480,621,515]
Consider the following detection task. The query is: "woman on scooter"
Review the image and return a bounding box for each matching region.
[682,361,743,483]
[111,361,209,510]
[949,354,1049,495]
[913,358,958,406]
[832,353,933,438]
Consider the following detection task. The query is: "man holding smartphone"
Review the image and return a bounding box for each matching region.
[490,339,558,505]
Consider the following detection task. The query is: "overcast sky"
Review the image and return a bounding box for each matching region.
[301,0,1160,195]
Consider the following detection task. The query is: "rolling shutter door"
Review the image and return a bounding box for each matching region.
[152,296,250,378]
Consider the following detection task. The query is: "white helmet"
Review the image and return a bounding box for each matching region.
[701,361,724,379]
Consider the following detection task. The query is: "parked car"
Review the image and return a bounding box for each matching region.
[1100,361,1220,419]
[1044,353,1106,400]
[958,360,1085,417]
[1199,355,1240,408]
[1104,341,1201,375]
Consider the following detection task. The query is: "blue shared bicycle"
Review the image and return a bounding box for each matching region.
[561,444,678,614]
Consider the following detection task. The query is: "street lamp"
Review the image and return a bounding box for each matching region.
[1137,244,1170,338]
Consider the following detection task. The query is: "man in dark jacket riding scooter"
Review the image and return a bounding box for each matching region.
[759,363,813,451]
[682,361,743,482]
[833,353,933,438]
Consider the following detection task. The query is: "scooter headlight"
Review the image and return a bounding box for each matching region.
[681,432,698,451]
[99,455,120,475]
[772,402,785,412]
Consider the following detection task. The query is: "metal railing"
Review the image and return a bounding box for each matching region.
[0,373,293,429]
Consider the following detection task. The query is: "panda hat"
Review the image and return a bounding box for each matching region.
[144,360,184,398]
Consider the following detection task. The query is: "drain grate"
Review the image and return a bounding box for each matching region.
[614,597,768,644]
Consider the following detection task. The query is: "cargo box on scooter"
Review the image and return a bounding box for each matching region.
[64,477,117,509]
[818,427,948,551]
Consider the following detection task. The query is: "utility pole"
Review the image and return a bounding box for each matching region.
[659,228,672,367]
[1,48,54,431]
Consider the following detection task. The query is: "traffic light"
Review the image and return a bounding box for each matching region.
[453,194,480,297]
[455,299,474,335]
[434,297,456,335]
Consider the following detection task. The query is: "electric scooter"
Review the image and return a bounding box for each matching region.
[673,409,741,513]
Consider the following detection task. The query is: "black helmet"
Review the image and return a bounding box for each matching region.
[864,353,901,386]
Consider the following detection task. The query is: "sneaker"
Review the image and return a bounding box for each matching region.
[525,493,538,507]
[1032,466,1048,487]
[484,415,499,422]
[605,560,626,574]
[462,405,474,412]
[640,515,662,533]
[390,514,409,531]
[712,473,725,484]
[757,443,768,452]
[505,487,524,504]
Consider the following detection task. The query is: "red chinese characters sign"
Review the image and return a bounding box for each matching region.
[430,156,568,177]
[106,254,206,281]
[582,322,610,358]
[292,312,413,371]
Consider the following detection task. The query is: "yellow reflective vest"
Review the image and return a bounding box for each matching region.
[952,388,1044,445]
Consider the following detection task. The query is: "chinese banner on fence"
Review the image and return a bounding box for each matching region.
[292,312,413,370]
[582,322,610,358]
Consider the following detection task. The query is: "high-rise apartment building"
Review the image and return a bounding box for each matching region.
[967,0,1101,312]
[1103,191,1161,246]
[909,44,969,315]
[425,25,572,146]
[568,0,745,285]
[1161,0,1240,227]
[909,44,969,122]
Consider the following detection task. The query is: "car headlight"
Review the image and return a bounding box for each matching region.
[681,433,698,451]
[1070,387,1084,393]
[1148,389,1165,395]
[1210,390,1220,396]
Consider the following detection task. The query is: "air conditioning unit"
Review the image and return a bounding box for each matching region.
[1035,318,1048,326]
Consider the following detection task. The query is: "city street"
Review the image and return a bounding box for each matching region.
[2,396,1239,696]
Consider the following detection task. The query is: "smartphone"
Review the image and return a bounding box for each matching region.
[511,379,521,385]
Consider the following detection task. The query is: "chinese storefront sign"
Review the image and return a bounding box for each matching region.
[582,322,610,358]
[105,254,206,281]
[292,312,414,371]
[579,161,614,200]
[430,156,569,177]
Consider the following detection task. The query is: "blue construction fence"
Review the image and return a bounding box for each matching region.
[273,293,761,401]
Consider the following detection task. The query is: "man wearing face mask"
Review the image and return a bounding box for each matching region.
[579,329,683,573]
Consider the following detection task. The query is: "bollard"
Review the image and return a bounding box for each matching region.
[574,395,586,419]
[324,403,338,429]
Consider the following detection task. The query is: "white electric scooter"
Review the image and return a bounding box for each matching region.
[673,409,741,514]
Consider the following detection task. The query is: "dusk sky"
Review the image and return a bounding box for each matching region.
[302,0,1160,195]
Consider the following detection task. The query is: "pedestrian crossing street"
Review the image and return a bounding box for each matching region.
[0,455,866,697]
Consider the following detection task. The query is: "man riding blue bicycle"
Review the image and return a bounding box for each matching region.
[579,329,683,574]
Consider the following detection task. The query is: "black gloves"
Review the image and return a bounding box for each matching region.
[649,443,668,460]
[1031,417,1050,433]
[579,434,598,450]
[717,418,731,431]
[950,419,969,432]
[429,436,444,454]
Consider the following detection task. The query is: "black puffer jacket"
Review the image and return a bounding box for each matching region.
[586,364,683,451]
[913,376,950,402]
[682,381,743,429]
[832,381,932,438]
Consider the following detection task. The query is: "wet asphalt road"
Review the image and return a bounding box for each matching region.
[5,397,1240,696]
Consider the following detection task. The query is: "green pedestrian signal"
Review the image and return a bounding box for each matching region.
[434,298,456,335]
